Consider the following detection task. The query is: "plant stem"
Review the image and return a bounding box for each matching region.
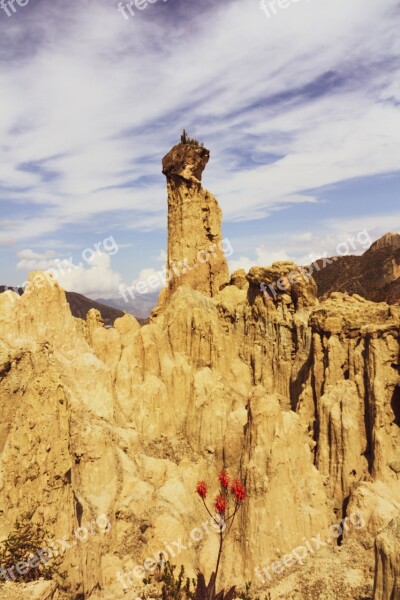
[213,527,224,600]
[225,504,240,536]
[202,498,220,525]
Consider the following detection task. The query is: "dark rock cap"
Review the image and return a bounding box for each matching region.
[162,143,210,183]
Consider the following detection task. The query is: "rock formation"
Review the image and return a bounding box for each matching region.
[0,141,399,599]
[374,514,400,599]
[161,141,229,300]
[306,293,400,518]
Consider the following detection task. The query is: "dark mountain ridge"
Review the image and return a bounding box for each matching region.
[310,232,400,304]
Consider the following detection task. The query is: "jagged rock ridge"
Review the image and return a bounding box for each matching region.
[0,141,398,600]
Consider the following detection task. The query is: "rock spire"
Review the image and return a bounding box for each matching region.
[161,138,230,299]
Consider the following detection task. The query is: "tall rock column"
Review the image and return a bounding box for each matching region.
[373,514,400,599]
[161,141,229,299]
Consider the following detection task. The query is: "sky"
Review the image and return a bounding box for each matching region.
[0,0,399,299]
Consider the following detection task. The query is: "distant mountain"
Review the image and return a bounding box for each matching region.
[65,292,127,326]
[311,232,400,304]
[95,292,159,321]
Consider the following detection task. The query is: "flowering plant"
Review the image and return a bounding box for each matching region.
[195,470,246,597]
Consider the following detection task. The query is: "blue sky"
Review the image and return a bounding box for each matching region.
[0,0,399,298]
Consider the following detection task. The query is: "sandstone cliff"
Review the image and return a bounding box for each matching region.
[0,141,399,599]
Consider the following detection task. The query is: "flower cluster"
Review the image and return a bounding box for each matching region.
[196,481,207,499]
[196,471,247,515]
[231,479,246,503]
[218,470,229,489]
[214,495,227,515]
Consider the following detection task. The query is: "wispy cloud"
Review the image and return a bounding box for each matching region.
[0,0,399,292]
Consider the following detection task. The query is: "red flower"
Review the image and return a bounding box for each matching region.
[218,471,229,489]
[214,495,227,514]
[231,479,246,502]
[196,480,208,499]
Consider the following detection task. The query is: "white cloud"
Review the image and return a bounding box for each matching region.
[0,0,399,245]
[56,253,123,299]
[16,258,57,271]
[229,245,292,273]
[16,249,60,271]
[17,249,56,260]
